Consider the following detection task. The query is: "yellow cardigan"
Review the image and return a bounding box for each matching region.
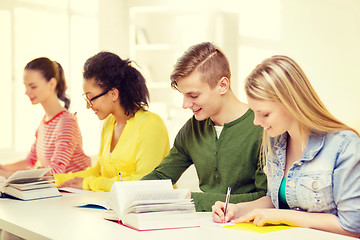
[54,109,170,191]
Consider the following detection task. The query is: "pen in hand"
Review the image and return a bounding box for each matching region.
[223,186,231,223]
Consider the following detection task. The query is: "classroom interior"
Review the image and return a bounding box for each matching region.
[1,0,360,167]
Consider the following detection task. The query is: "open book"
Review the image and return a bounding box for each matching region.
[108,179,199,231]
[0,168,61,200]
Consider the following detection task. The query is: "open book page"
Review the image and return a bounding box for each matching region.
[109,179,174,219]
[1,168,51,192]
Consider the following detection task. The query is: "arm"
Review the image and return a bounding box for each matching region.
[142,125,194,182]
[49,116,80,174]
[235,209,359,238]
[212,196,274,222]
[192,156,267,212]
[0,160,32,174]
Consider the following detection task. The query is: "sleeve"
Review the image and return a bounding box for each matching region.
[141,125,194,183]
[79,114,170,192]
[333,133,360,233]
[122,117,170,181]
[25,142,38,168]
[79,160,115,192]
[191,158,267,212]
[53,160,101,187]
[49,116,80,174]
[25,129,39,167]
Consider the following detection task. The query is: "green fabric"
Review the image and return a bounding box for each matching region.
[142,109,267,212]
[279,177,290,209]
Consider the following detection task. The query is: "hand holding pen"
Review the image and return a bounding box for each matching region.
[211,187,237,223]
[223,187,231,223]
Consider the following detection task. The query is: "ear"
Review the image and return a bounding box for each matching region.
[49,77,57,91]
[109,88,119,101]
[218,77,230,95]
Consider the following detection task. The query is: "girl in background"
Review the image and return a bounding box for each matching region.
[212,55,360,237]
[0,57,91,177]
[55,51,170,191]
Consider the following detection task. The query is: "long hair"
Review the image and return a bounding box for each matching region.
[245,55,359,166]
[25,57,70,109]
[83,51,149,116]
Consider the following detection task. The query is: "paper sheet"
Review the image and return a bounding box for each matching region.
[223,222,296,233]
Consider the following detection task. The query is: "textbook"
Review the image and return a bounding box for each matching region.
[0,168,61,200]
[108,179,199,231]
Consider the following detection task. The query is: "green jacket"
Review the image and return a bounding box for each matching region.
[142,109,267,211]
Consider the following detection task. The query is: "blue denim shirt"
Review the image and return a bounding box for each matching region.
[266,130,360,233]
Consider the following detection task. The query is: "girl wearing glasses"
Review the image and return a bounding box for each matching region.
[0,57,91,177]
[212,55,360,237]
[54,51,170,192]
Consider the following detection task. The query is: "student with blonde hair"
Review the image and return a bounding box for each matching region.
[143,42,267,212]
[212,55,360,237]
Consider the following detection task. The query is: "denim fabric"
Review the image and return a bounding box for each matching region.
[266,130,360,233]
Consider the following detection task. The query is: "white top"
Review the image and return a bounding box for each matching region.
[214,125,223,139]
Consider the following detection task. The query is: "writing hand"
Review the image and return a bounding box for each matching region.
[212,201,236,223]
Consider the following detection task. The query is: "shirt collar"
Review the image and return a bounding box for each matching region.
[272,131,325,162]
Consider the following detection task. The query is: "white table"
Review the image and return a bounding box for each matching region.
[0,192,355,240]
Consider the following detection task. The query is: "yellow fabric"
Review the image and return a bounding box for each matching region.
[54,109,170,192]
[223,222,296,233]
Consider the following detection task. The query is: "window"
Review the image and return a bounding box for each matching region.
[0,0,99,160]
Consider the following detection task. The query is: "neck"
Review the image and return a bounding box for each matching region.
[210,90,248,126]
[287,124,309,151]
[112,104,136,126]
[41,94,66,120]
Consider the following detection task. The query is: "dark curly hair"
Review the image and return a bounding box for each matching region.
[83,51,149,116]
[25,57,70,109]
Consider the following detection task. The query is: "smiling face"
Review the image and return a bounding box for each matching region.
[177,71,223,122]
[247,96,295,137]
[83,78,113,120]
[23,69,55,105]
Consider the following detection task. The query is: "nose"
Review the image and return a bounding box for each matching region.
[25,87,30,96]
[182,96,193,109]
[253,114,261,126]
[86,101,91,109]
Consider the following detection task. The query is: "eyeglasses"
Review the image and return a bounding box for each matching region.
[82,90,109,107]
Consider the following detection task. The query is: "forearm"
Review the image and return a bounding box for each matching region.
[2,160,31,173]
[280,211,360,237]
[235,196,274,216]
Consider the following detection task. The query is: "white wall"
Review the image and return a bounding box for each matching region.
[98,0,360,132]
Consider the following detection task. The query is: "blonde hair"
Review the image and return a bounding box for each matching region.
[170,42,231,89]
[245,55,359,166]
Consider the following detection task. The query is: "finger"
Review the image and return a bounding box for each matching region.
[211,201,225,222]
[233,210,255,223]
[224,205,235,222]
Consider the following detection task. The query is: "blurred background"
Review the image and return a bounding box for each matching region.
[1,0,360,162]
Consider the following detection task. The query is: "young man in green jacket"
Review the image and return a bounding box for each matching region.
[142,42,266,211]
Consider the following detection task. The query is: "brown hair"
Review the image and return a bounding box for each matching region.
[170,42,231,89]
[25,57,70,109]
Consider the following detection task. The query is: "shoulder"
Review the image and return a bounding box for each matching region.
[325,130,360,145]
[132,110,168,132]
[55,111,77,129]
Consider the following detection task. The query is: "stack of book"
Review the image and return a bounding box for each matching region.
[108,179,199,231]
[0,168,61,200]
